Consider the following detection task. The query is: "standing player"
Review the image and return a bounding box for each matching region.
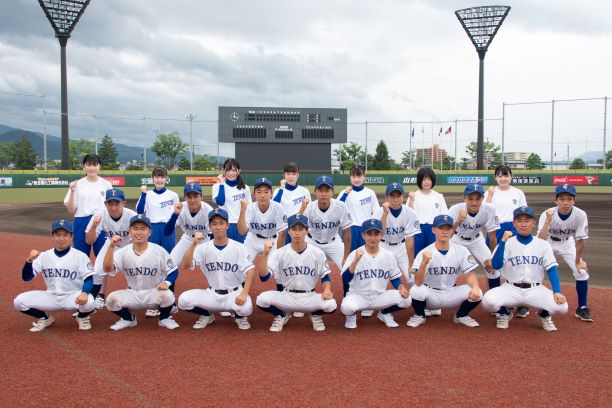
[273,162,311,245]
[178,208,256,330]
[14,220,96,331]
[102,215,179,330]
[483,207,568,331]
[405,215,482,328]
[212,158,252,243]
[256,214,337,332]
[341,219,412,329]
[537,184,592,322]
[64,154,112,257]
[302,175,352,272]
[85,188,137,309]
[238,178,288,262]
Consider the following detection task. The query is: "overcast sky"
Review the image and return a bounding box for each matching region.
[0,0,610,163]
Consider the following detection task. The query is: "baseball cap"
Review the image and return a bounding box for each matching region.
[184,182,202,195]
[51,219,73,234]
[555,183,576,197]
[129,214,151,228]
[385,182,404,195]
[433,214,454,227]
[105,188,125,202]
[208,208,229,221]
[361,218,383,233]
[253,177,273,189]
[513,206,536,219]
[314,175,334,189]
[463,184,485,196]
[287,213,309,228]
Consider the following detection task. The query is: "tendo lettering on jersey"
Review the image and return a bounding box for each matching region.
[354,269,391,280]
[125,266,158,277]
[283,265,316,277]
[507,256,544,267]
[204,262,240,273]
[42,268,78,280]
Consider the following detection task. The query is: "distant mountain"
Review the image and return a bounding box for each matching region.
[575,151,604,163]
[0,124,15,134]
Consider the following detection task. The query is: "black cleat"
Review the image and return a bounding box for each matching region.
[515,307,530,318]
[575,307,594,322]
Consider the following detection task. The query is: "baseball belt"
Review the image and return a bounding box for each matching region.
[455,232,480,241]
[381,238,406,246]
[550,236,569,242]
[511,282,541,289]
[256,233,278,239]
[286,288,315,293]
[308,233,335,245]
[210,286,240,295]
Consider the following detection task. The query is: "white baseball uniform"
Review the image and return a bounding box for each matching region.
[409,242,482,309]
[136,188,179,223]
[273,184,310,216]
[482,236,569,315]
[537,206,589,280]
[372,205,421,277]
[339,186,380,225]
[178,240,254,316]
[168,202,214,265]
[256,244,337,313]
[340,246,411,316]
[212,182,252,223]
[14,248,96,314]
[484,186,527,223]
[302,198,353,268]
[105,243,177,312]
[243,201,288,262]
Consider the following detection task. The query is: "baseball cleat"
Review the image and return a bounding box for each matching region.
[158,318,180,330]
[76,316,92,331]
[309,314,326,332]
[269,314,291,332]
[292,312,305,318]
[406,315,426,328]
[575,307,593,322]
[145,309,160,318]
[110,317,137,331]
[377,312,399,328]
[453,315,480,328]
[425,309,442,317]
[234,317,251,330]
[496,313,512,330]
[94,296,106,310]
[30,316,55,332]
[360,309,374,317]
[538,315,557,332]
[344,314,357,329]
[193,315,215,329]
[515,307,530,318]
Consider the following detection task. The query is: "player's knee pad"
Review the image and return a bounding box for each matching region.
[409,285,427,301]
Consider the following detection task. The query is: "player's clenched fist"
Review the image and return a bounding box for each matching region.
[408,191,415,200]
[355,248,364,260]
[457,209,468,222]
[553,292,567,305]
[140,184,147,193]
[483,259,493,272]
[174,202,183,215]
[422,251,432,263]
[299,199,310,213]
[235,291,247,306]
[280,179,286,188]
[110,235,122,247]
[27,249,40,263]
[468,286,481,301]
[240,199,249,211]
[69,180,77,192]
[216,174,225,184]
[382,202,390,214]
[193,232,205,244]
[545,209,554,221]
[262,241,274,256]
[488,186,495,195]
[75,292,89,305]
[344,186,352,194]
[502,230,513,242]
[321,287,333,300]
[156,281,169,291]
[92,215,102,226]
[399,285,410,299]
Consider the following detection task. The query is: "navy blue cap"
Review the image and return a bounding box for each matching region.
[130,214,151,228]
[555,183,576,197]
[385,182,404,195]
[184,181,202,195]
[253,177,273,189]
[513,206,536,219]
[433,214,454,227]
[51,219,73,233]
[105,188,125,202]
[361,218,383,232]
[464,184,485,196]
[208,208,229,221]
[314,175,334,189]
[287,213,309,228]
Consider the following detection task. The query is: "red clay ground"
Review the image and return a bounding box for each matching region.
[1,230,611,407]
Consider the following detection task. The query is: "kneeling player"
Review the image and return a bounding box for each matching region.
[406,215,483,328]
[14,220,95,332]
[178,208,255,330]
[103,215,180,330]
[256,214,337,332]
[482,207,568,331]
[340,219,411,329]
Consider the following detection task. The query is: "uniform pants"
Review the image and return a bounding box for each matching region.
[256,290,337,314]
[244,234,277,263]
[340,290,411,316]
[549,238,589,281]
[178,288,253,316]
[14,290,95,313]
[482,283,568,315]
[307,236,343,269]
[106,288,175,311]
[410,284,482,309]
[381,241,409,279]
[451,236,498,279]
[169,237,208,266]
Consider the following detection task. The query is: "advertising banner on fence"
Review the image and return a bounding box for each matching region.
[186,176,219,186]
[364,176,386,184]
[140,177,175,186]
[103,176,126,186]
[552,175,599,185]
[512,176,542,185]
[0,177,12,187]
[447,176,489,184]
[402,176,417,184]
[25,177,70,187]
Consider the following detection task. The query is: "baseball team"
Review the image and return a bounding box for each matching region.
[14,154,594,333]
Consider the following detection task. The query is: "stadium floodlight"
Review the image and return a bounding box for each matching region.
[456,5,510,169]
[38,0,91,170]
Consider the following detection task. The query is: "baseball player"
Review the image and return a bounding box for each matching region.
[178,208,255,330]
[406,215,483,328]
[14,220,95,331]
[341,219,411,329]
[238,177,288,262]
[102,215,180,330]
[85,188,137,309]
[537,184,592,322]
[273,162,311,245]
[301,175,353,271]
[256,214,337,332]
[63,154,112,257]
[212,158,252,243]
[482,207,568,331]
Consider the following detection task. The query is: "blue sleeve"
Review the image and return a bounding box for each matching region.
[390,277,402,289]
[491,241,506,270]
[273,189,283,203]
[339,192,348,202]
[214,185,226,206]
[321,274,332,284]
[164,213,179,236]
[165,269,179,285]
[136,192,147,214]
[81,276,93,293]
[546,265,562,293]
[22,262,35,281]
[342,268,354,284]
[260,272,272,282]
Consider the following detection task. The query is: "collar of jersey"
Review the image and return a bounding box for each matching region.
[516,234,533,244]
[54,247,70,257]
[153,187,167,195]
[214,243,228,250]
[225,178,238,187]
[351,184,365,192]
[558,209,572,221]
[389,206,402,218]
[285,183,298,191]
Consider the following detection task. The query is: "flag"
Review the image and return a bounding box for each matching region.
[421,126,424,135]
[438,126,443,136]
[411,128,415,138]
[445,126,452,135]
